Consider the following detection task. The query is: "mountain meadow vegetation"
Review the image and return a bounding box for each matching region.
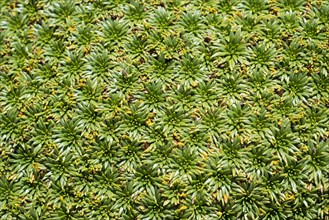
[0,0,329,219]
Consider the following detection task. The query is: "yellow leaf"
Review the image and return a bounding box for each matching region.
[271,160,279,166]
[285,193,295,201]
[278,119,283,126]
[146,118,153,126]
[259,208,266,214]
[324,207,329,214]
[300,145,309,152]
[68,28,75,33]
[223,194,229,203]
[178,205,187,211]
[209,7,217,13]
[272,6,280,12]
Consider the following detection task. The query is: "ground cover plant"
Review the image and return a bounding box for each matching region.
[0,0,329,219]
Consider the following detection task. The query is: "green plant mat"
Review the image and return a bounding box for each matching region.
[0,0,329,219]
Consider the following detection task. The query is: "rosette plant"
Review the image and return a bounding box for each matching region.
[1,0,329,218]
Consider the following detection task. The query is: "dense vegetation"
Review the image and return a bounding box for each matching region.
[0,0,329,219]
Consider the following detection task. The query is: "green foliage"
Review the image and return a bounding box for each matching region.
[0,0,329,219]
